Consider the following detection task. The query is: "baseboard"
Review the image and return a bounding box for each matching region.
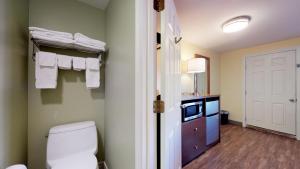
[228,120,243,126]
[99,161,108,169]
[246,125,296,139]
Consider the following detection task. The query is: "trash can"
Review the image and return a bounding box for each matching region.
[221,110,229,125]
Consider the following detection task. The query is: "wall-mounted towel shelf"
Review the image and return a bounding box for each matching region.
[31,38,105,64]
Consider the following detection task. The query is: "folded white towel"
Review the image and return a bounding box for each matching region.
[86,58,99,70]
[74,33,106,47]
[74,41,105,53]
[29,27,73,39]
[35,52,58,89]
[38,51,56,67]
[57,54,72,70]
[30,32,74,47]
[72,57,86,71]
[86,58,100,89]
[35,76,57,89]
[74,41,105,50]
[30,31,73,40]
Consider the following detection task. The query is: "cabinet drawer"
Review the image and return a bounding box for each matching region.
[182,118,206,166]
[182,118,203,142]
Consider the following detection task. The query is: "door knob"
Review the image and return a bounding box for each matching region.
[289,99,297,103]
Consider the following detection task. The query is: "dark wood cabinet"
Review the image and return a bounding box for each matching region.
[181,95,221,167]
[182,117,206,166]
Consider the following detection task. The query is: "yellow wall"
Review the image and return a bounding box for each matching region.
[181,41,220,95]
[220,37,300,122]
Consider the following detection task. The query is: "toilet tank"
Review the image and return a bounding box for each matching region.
[47,121,98,162]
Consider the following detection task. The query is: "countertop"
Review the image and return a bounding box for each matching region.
[181,94,220,102]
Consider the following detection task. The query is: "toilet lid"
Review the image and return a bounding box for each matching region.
[52,153,98,169]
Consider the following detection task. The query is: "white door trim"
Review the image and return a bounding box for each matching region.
[296,47,300,140]
[135,0,157,169]
[145,0,157,169]
[135,0,148,169]
[242,56,247,128]
[242,46,300,140]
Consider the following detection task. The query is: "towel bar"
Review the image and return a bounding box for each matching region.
[31,38,104,65]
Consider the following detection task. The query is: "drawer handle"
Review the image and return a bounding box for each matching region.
[194,128,198,132]
[194,145,199,150]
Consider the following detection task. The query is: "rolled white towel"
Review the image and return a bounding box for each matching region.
[74,33,106,48]
[29,27,73,39]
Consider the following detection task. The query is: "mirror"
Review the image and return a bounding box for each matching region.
[195,54,210,96]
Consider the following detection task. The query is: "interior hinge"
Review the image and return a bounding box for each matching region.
[154,0,165,12]
[153,100,165,113]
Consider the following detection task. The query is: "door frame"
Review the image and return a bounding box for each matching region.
[135,0,157,169]
[242,46,300,140]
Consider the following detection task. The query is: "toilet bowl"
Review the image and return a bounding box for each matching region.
[46,121,98,169]
[50,153,98,169]
[6,165,27,169]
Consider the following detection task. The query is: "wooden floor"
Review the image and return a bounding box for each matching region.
[183,124,300,169]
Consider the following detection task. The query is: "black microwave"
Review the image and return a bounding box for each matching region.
[181,101,203,122]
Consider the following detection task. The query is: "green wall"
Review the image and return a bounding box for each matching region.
[105,0,136,168]
[0,0,29,168]
[28,0,106,169]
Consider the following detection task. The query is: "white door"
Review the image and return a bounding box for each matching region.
[159,0,182,168]
[246,50,296,135]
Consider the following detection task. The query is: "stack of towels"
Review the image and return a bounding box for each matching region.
[29,27,106,52]
[29,27,74,47]
[35,51,100,89]
[74,33,106,52]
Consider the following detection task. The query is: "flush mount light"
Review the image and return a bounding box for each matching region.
[222,16,251,33]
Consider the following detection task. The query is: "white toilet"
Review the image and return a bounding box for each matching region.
[6,164,27,169]
[46,121,98,169]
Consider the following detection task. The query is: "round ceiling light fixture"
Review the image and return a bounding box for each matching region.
[222,15,251,33]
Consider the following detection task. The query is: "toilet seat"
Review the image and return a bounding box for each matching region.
[51,153,98,169]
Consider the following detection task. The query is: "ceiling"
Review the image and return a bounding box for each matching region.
[174,0,300,52]
[77,0,110,10]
